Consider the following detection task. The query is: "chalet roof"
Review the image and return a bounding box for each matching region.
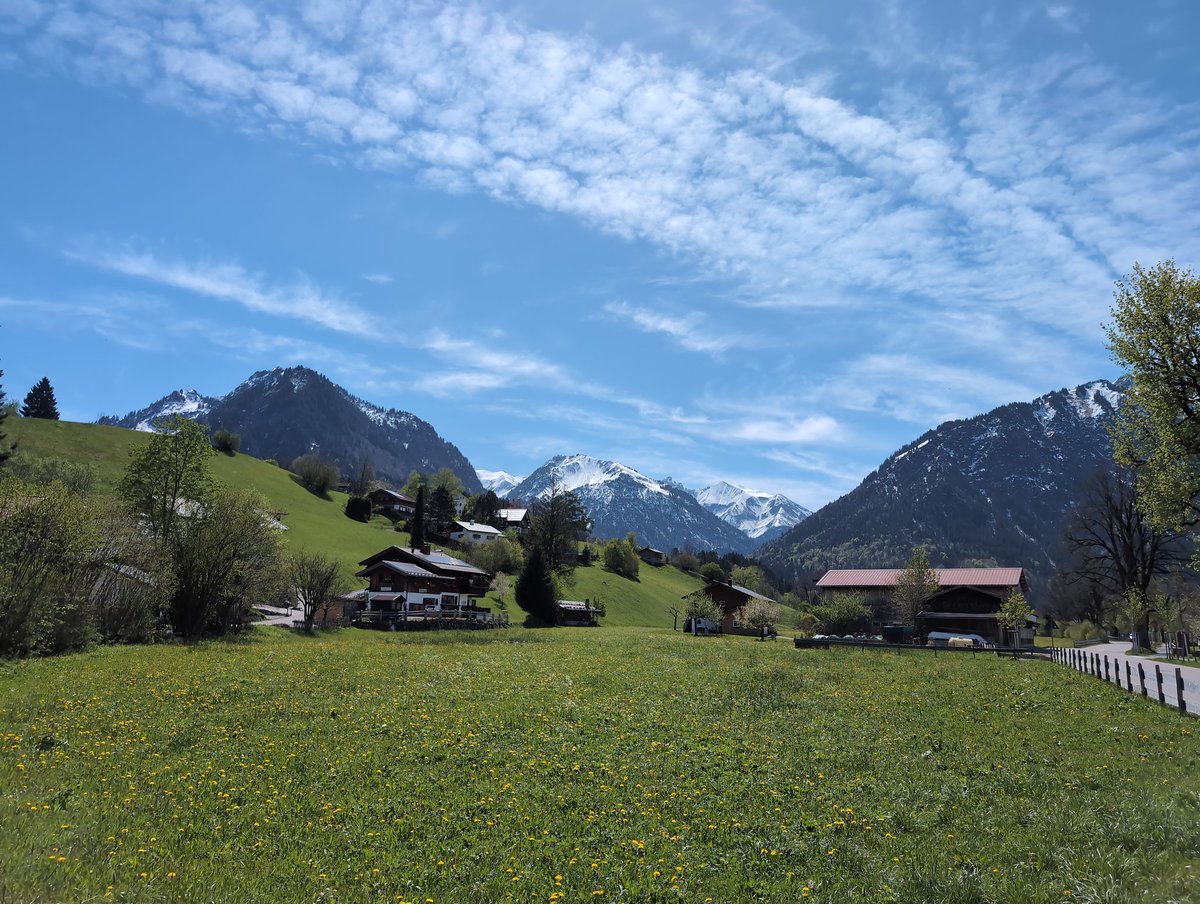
[684,582,772,603]
[453,520,503,535]
[817,568,1027,590]
[498,508,528,522]
[355,560,443,580]
[638,546,667,556]
[358,545,489,578]
[370,488,416,503]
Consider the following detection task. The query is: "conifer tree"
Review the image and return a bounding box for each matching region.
[514,544,558,626]
[20,377,59,420]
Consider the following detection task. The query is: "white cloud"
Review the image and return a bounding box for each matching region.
[11,0,1195,354]
[604,300,741,355]
[69,246,380,338]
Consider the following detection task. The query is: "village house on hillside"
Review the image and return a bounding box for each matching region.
[497,507,529,534]
[684,580,774,633]
[637,546,669,566]
[816,567,1033,646]
[355,545,492,626]
[450,520,504,544]
[367,488,416,519]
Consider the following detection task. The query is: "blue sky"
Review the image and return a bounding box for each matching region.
[2,0,1198,510]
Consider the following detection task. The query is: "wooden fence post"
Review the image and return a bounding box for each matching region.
[1104,656,1111,682]
[1126,661,1133,692]
[1156,665,1165,704]
[1177,669,1187,715]
[1138,663,1147,697]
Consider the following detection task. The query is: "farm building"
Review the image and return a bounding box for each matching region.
[816,567,1033,646]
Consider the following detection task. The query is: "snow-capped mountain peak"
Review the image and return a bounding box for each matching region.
[477,469,525,497]
[509,454,756,553]
[697,481,811,542]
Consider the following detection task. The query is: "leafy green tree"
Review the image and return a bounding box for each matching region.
[893,546,938,628]
[818,592,871,635]
[603,535,640,579]
[119,414,214,541]
[528,479,591,574]
[211,428,240,454]
[466,490,501,525]
[514,544,558,626]
[1107,260,1200,531]
[683,592,723,631]
[731,564,771,596]
[699,562,726,584]
[0,477,103,656]
[20,376,59,420]
[291,551,350,633]
[996,590,1033,647]
[168,488,287,639]
[465,536,524,574]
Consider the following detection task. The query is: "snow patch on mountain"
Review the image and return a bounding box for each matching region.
[105,389,219,433]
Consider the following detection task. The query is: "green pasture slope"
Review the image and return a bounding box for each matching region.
[6,419,706,623]
[7,417,403,580]
[1,628,1198,902]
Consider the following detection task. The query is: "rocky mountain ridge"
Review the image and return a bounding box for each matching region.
[756,379,1126,596]
[99,366,482,493]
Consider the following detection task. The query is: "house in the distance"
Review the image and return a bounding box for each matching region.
[557,599,604,627]
[497,508,529,535]
[637,546,669,566]
[683,580,774,633]
[450,520,504,544]
[816,567,1032,646]
[368,488,416,519]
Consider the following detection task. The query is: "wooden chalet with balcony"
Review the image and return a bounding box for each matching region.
[355,545,495,626]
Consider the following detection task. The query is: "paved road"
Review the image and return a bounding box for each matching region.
[252,605,299,627]
[1056,641,1200,716]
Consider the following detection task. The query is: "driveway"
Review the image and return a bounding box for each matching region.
[1056,640,1200,715]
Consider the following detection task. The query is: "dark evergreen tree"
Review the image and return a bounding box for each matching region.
[409,485,427,549]
[514,544,558,626]
[20,377,59,420]
[429,484,455,531]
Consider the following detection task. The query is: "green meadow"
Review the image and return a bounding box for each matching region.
[2,627,1198,903]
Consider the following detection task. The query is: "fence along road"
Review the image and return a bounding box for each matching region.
[1052,640,1199,717]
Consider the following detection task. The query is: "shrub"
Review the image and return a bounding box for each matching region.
[603,537,640,580]
[699,562,726,584]
[344,495,372,522]
[291,454,340,495]
[211,428,241,454]
[673,552,700,573]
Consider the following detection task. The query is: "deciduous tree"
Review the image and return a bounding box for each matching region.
[1059,464,1186,614]
[291,552,350,633]
[996,590,1033,647]
[1106,260,1200,531]
[893,546,938,628]
[528,478,591,574]
[119,414,214,541]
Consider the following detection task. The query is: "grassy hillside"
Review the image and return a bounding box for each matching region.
[2,627,1198,902]
[6,419,705,626]
[563,558,705,628]
[6,417,405,581]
